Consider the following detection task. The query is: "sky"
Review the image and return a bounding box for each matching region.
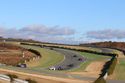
[0,0,125,44]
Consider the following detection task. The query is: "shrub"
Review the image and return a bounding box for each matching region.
[28,49,41,57]
[25,79,37,83]
[6,74,18,83]
[108,57,117,75]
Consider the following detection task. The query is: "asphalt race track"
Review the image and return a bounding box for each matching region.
[48,48,85,70]
[46,47,114,70]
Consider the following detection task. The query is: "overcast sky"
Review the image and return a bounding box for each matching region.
[0,0,125,44]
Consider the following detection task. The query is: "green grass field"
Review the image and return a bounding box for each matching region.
[114,58,125,80]
[21,45,64,68]
[87,47,102,52]
[109,49,125,80]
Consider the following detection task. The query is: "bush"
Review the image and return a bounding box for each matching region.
[94,77,106,83]
[6,74,18,83]
[25,79,37,83]
[28,49,41,57]
[108,57,117,75]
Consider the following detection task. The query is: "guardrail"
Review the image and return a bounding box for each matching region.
[0,74,28,83]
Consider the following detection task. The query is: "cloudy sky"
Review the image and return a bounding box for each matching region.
[0,0,125,44]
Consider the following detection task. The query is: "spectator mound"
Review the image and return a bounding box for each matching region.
[0,43,36,66]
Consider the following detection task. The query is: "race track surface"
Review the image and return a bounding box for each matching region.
[46,47,114,70]
[47,48,85,70]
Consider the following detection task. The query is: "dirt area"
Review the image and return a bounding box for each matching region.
[0,68,91,83]
[0,49,36,66]
[0,80,10,83]
[70,61,106,78]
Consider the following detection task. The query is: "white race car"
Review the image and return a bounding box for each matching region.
[49,66,56,70]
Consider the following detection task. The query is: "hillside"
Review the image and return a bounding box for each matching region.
[80,41,125,52]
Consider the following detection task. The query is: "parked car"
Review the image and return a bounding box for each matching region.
[17,64,27,68]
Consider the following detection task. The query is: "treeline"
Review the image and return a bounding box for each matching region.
[20,42,117,57]
[0,36,74,46]
[0,36,41,43]
[80,41,125,55]
[80,41,125,49]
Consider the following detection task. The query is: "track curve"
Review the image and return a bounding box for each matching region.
[48,48,85,70]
